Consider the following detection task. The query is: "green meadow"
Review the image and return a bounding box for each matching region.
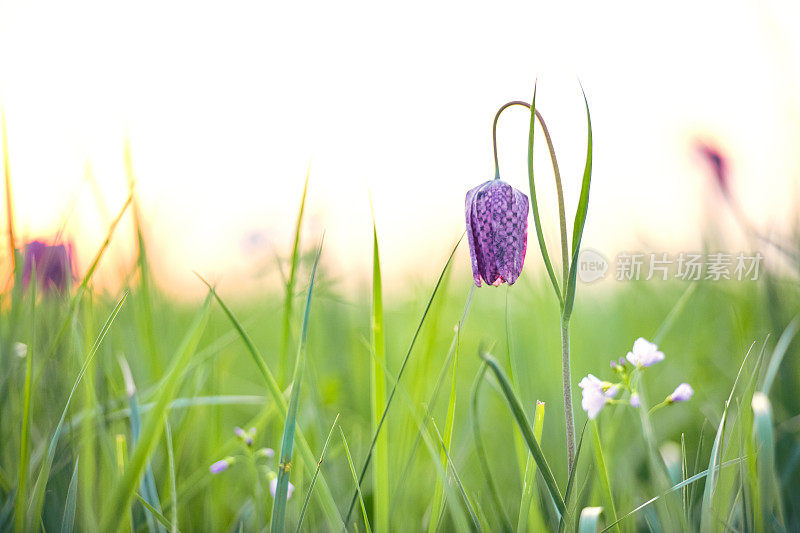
[2,102,799,532]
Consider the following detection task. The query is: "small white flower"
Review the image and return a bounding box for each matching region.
[669,383,693,403]
[270,478,295,500]
[14,342,27,358]
[629,393,641,408]
[579,374,618,419]
[626,337,665,367]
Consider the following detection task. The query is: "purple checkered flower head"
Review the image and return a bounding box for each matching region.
[22,240,74,293]
[465,179,529,287]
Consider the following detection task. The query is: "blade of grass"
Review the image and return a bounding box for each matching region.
[2,110,17,276]
[27,291,128,531]
[601,456,748,532]
[369,216,389,533]
[429,286,474,533]
[14,266,35,533]
[339,426,372,533]
[271,238,323,533]
[591,422,619,533]
[123,355,164,533]
[344,234,463,524]
[526,83,562,305]
[280,169,310,385]
[431,419,482,532]
[137,494,181,533]
[517,401,546,532]
[100,293,211,532]
[751,392,783,528]
[478,352,566,517]
[60,458,79,533]
[196,275,342,527]
[295,413,339,533]
[368,345,472,532]
[760,316,799,395]
[165,420,178,533]
[470,363,513,532]
[563,86,592,320]
[700,342,755,532]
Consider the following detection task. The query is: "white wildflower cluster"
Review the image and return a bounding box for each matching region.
[579,337,693,420]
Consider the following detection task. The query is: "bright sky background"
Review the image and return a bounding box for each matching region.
[1,0,799,296]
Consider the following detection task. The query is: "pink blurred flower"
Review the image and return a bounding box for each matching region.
[626,338,665,368]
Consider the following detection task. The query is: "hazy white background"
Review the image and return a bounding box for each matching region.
[1,0,799,295]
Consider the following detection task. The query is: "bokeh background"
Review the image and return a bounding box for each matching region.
[2,0,799,295]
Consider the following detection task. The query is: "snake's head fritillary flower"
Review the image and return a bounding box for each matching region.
[625,338,665,368]
[209,457,234,474]
[22,240,73,293]
[465,180,529,287]
[579,374,618,419]
[668,383,693,403]
[270,478,295,500]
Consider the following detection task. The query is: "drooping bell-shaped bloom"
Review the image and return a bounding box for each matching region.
[22,240,73,292]
[465,179,529,287]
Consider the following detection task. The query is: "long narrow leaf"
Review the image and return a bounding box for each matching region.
[59,458,79,533]
[295,413,339,533]
[478,353,566,517]
[563,87,592,320]
[271,238,323,533]
[526,83,563,305]
[339,427,372,533]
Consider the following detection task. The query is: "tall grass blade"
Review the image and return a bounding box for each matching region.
[563,86,592,320]
[295,413,339,533]
[752,392,783,528]
[601,456,747,532]
[370,217,389,533]
[271,238,323,533]
[760,316,799,395]
[60,458,79,533]
[137,494,181,533]
[700,343,755,532]
[429,287,473,533]
[165,419,178,533]
[477,352,566,517]
[470,363,513,531]
[339,426,372,533]
[100,293,211,532]
[517,401,546,532]
[280,170,310,385]
[345,234,463,523]
[431,420,482,532]
[2,110,17,276]
[526,83,562,305]
[14,268,35,533]
[28,291,128,530]
[591,422,619,533]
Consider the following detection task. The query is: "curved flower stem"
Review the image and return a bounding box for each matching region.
[493,100,576,474]
[492,102,569,288]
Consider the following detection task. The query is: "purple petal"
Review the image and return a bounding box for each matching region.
[465,184,485,287]
[472,183,500,286]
